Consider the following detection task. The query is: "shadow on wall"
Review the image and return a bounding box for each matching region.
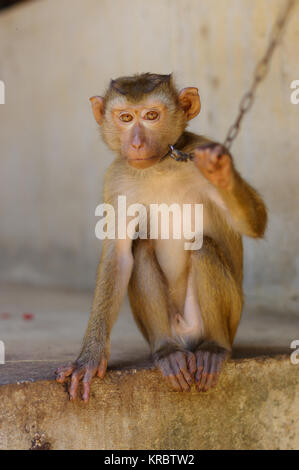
[0,0,30,11]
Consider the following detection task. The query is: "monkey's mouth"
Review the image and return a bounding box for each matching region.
[127,155,160,162]
[126,154,161,169]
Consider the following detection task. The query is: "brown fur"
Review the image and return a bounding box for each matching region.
[56,73,267,399]
[108,73,177,100]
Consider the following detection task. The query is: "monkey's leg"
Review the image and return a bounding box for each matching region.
[188,237,243,392]
[128,240,196,392]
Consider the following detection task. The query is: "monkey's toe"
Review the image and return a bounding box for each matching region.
[157,350,196,392]
[55,364,75,383]
[194,348,228,392]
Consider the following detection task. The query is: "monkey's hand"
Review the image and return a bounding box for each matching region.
[193,144,234,190]
[55,351,107,402]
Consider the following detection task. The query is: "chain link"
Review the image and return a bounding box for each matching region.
[223,0,296,151]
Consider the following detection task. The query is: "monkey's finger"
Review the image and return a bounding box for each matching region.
[193,150,209,163]
[55,365,75,383]
[211,354,226,388]
[165,366,182,391]
[173,353,192,389]
[166,374,183,392]
[211,145,224,158]
[196,156,219,175]
[203,373,215,391]
[170,360,190,391]
[97,357,108,379]
[202,351,212,391]
[186,352,197,379]
[195,352,204,386]
[69,369,85,401]
[203,354,219,390]
[176,374,190,391]
[207,151,221,165]
[197,351,210,392]
[82,367,97,403]
[171,351,192,387]
[158,358,181,391]
[206,155,224,172]
[162,361,182,391]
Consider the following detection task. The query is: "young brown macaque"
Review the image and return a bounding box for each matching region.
[55,73,267,401]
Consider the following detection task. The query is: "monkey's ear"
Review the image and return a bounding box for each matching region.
[178,87,201,120]
[89,96,105,125]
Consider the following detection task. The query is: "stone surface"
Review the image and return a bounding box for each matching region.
[0,283,299,449]
[1,356,299,450]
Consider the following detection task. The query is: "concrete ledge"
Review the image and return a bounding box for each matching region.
[1,285,298,449]
[0,355,298,450]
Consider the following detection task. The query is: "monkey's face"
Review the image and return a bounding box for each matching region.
[90,77,201,169]
[110,100,182,169]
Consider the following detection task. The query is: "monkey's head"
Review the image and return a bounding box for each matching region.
[90,73,201,169]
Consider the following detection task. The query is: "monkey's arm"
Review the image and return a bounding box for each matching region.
[56,238,133,401]
[193,144,267,238]
[217,170,267,237]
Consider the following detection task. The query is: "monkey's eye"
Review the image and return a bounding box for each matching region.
[119,113,133,122]
[144,111,159,121]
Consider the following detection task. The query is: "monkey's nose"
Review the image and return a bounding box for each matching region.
[132,141,144,150]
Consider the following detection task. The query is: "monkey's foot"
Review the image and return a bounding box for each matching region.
[55,356,107,402]
[194,345,229,392]
[155,349,196,392]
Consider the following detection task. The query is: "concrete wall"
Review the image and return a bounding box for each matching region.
[0,0,298,308]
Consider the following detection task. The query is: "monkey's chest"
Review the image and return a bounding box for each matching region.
[130,178,221,284]
[124,168,229,285]
[135,175,223,241]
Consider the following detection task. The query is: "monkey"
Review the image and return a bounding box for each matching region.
[55,73,267,401]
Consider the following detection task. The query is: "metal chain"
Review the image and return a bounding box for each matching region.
[166,0,296,163]
[223,0,296,151]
